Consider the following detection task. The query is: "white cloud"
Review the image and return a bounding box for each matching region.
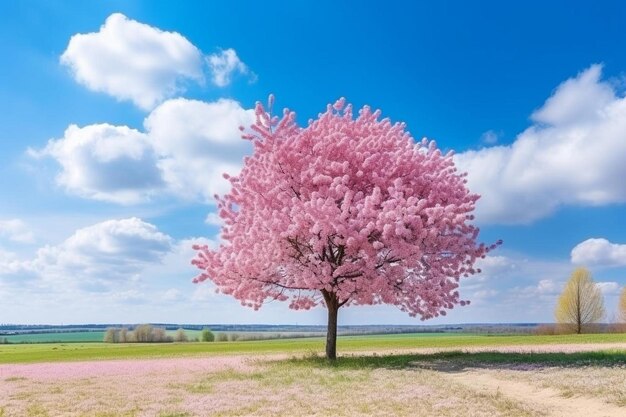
[457,253,574,317]
[468,288,499,306]
[109,289,147,303]
[571,238,626,267]
[480,129,501,145]
[507,278,562,300]
[146,236,217,278]
[61,13,204,110]
[464,255,517,284]
[160,288,182,302]
[31,217,172,289]
[32,98,254,204]
[205,212,223,227]
[455,64,626,224]
[145,98,255,200]
[597,281,620,295]
[531,66,615,126]
[0,248,24,274]
[192,284,218,302]
[207,48,255,87]
[30,124,163,204]
[0,224,222,323]
[476,255,515,274]
[536,279,559,295]
[0,219,34,243]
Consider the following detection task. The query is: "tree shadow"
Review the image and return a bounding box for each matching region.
[285,350,626,373]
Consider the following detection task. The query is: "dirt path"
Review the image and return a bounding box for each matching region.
[449,370,625,417]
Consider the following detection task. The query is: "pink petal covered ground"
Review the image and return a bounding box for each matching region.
[1,355,263,417]
[1,344,626,416]
[0,355,254,381]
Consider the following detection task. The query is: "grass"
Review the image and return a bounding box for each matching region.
[1,332,624,364]
[286,349,626,370]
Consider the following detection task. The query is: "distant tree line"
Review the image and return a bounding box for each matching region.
[104,324,170,343]
[103,325,216,343]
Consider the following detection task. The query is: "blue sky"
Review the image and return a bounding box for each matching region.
[1,1,626,325]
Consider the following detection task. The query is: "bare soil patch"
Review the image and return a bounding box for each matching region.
[450,370,624,417]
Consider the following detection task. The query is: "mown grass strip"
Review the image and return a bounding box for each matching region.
[287,349,626,369]
[0,333,624,364]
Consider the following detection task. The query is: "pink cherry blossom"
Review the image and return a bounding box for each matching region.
[193,97,500,358]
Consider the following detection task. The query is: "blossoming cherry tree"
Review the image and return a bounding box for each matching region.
[193,97,499,359]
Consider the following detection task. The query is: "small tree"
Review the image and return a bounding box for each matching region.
[618,287,626,323]
[193,97,498,359]
[151,327,172,342]
[555,267,605,334]
[174,328,188,342]
[103,328,117,343]
[120,327,131,343]
[133,324,153,342]
[201,328,215,342]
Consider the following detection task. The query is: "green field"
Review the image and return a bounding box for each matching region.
[2,331,106,343]
[1,332,624,364]
[1,330,205,343]
[0,329,321,343]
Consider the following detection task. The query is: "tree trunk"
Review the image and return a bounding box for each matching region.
[323,290,339,360]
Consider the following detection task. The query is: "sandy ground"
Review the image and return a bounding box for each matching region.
[1,343,625,416]
[450,371,623,417]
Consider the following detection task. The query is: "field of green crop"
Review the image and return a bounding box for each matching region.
[0,329,321,344]
[2,331,106,343]
[1,332,624,364]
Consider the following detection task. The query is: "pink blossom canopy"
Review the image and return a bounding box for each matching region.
[193,97,498,319]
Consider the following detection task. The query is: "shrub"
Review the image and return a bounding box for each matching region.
[103,325,172,343]
[200,328,214,342]
[134,324,153,342]
[216,333,228,342]
[103,328,117,343]
[534,323,580,335]
[174,328,188,342]
[608,322,626,333]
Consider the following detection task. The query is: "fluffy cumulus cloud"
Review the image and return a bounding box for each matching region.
[61,13,204,110]
[32,98,254,204]
[0,219,224,321]
[30,124,163,204]
[0,219,34,243]
[456,65,626,224]
[0,248,24,275]
[31,217,172,289]
[145,98,255,200]
[571,238,626,267]
[535,279,559,295]
[61,14,255,109]
[207,48,255,87]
